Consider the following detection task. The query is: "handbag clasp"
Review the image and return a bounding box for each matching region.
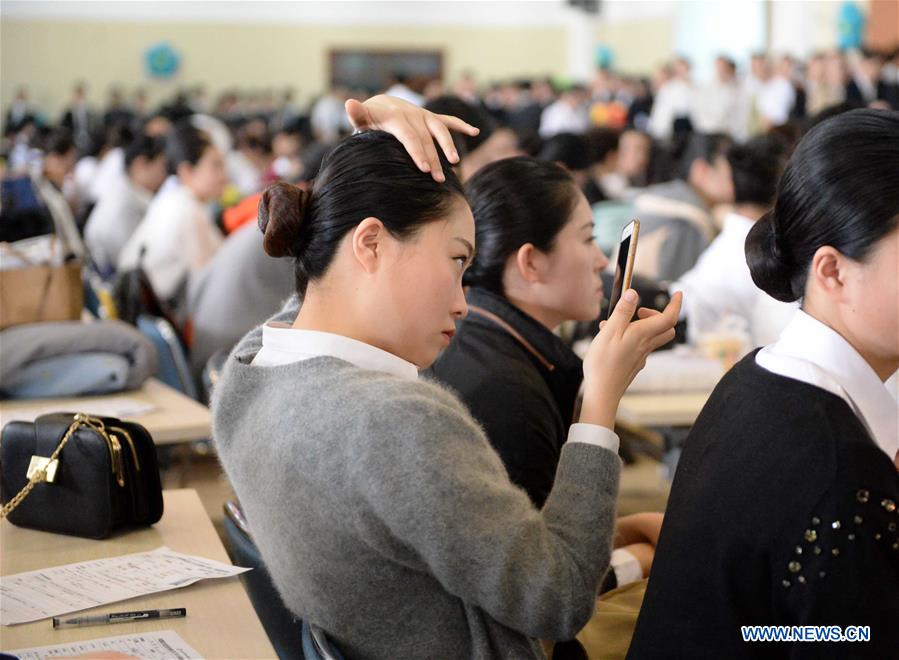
[26,456,59,483]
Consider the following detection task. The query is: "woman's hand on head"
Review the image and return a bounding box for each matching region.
[579,289,683,429]
[346,95,479,183]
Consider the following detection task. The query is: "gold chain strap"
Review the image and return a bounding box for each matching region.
[0,413,107,519]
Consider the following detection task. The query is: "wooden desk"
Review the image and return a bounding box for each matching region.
[0,379,211,445]
[617,391,711,428]
[1,489,276,659]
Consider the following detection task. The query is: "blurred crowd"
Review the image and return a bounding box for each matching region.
[1,45,897,384]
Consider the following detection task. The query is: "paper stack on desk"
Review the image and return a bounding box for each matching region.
[0,547,250,626]
[8,630,203,659]
[627,346,725,393]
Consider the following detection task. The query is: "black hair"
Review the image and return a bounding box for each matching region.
[538,133,591,171]
[726,134,788,207]
[124,134,166,170]
[44,128,76,156]
[258,130,465,297]
[165,120,213,175]
[585,128,621,165]
[678,132,731,180]
[463,156,580,294]
[746,109,899,303]
[423,95,494,157]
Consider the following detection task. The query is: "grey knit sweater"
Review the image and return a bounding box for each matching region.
[212,299,622,659]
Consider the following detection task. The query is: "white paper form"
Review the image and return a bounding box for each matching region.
[0,398,156,425]
[1,547,250,626]
[8,629,203,659]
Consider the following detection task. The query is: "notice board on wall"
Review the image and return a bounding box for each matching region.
[329,50,443,94]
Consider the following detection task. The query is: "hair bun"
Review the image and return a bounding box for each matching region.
[258,182,310,258]
[745,210,798,303]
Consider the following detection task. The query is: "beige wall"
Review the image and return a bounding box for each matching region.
[595,18,674,75]
[0,19,567,119]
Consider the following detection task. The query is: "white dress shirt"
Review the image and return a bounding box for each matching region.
[756,76,796,127]
[671,212,797,347]
[647,78,692,140]
[84,177,152,273]
[757,310,899,463]
[118,183,223,300]
[253,322,642,586]
[539,100,590,139]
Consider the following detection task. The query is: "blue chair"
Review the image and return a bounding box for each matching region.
[222,500,306,660]
[302,621,345,660]
[136,314,198,400]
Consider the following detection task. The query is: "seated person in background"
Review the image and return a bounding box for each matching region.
[84,134,168,277]
[629,109,899,659]
[33,129,85,259]
[670,134,796,347]
[630,133,732,282]
[426,156,663,591]
[582,127,621,205]
[118,120,227,311]
[424,95,521,181]
[214,96,682,657]
[186,216,294,382]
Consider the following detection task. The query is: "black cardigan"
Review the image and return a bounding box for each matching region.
[425,287,584,508]
[628,352,899,659]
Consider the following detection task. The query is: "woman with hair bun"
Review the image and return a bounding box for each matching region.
[212,97,681,658]
[630,109,899,658]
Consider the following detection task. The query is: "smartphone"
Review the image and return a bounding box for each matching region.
[605,219,640,320]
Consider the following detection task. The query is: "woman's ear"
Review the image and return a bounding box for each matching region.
[809,245,848,300]
[514,243,547,284]
[351,217,385,274]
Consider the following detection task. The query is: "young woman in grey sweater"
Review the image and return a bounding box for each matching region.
[212,98,682,659]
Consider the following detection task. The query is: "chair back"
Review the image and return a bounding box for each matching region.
[302,621,345,660]
[136,315,198,399]
[222,500,305,660]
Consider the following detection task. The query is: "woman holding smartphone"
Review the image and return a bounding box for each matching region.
[212,96,681,657]
[629,109,899,658]
[426,157,662,588]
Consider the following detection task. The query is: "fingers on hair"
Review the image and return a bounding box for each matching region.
[258,182,310,258]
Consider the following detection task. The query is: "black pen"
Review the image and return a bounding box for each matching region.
[53,608,186,629]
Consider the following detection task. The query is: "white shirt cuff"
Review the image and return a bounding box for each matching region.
[611,548,643,586]
[567,423,620,454]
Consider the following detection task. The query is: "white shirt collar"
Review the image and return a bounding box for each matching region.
[757,310,899,460]
[254,323,419,381]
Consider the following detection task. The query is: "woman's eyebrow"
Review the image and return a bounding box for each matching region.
[453,237,475,260]
[581,221,595,232]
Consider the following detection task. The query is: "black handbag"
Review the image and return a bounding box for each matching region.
[0,412,164,538]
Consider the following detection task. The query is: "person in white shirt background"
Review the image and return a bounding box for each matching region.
[647,56,693,141]
[756,55,797,129]
[118,120,227,309]
[84,134,168,276]
[539,85,590,138]
[671,133,796,347]
[690,56,750,142]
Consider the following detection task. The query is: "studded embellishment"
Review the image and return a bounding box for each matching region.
[788,561,801,573]
[811,516,821,526]
[797,576,806,584]
[882,499,896,513]
[782,579,791,588]
[819,571,826,578]
[847,533,855,541]
[831,548,840,556]
[804,529,817,542]
[853,515,863,524]
[795,546,803,555]
[856,490,870,503]
[831,520,841,530]
[813,546,822,555]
